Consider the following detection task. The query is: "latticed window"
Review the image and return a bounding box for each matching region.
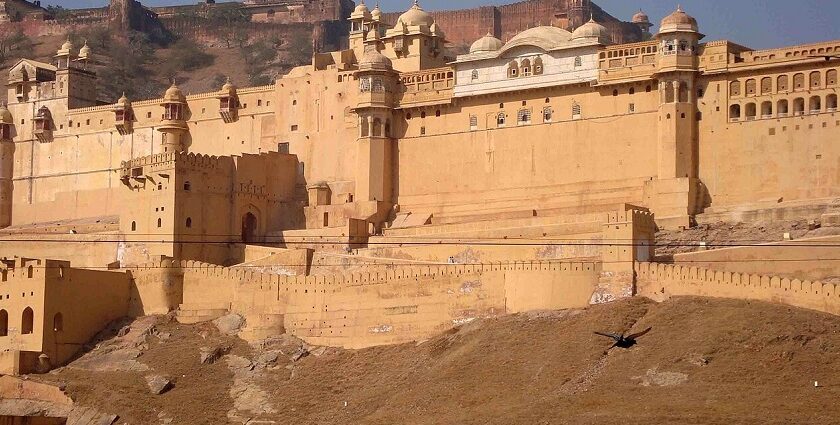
[574,56,582,67]
[471,70,478,81]
[359,78,371,92]
[497,113,506,126]
[372,78,384,92]
[517,109,531,124]
[469,115,478,130]
[572,103,581,118]
[543,107,553,122]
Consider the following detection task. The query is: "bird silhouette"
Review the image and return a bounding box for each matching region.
[594,327,652,349]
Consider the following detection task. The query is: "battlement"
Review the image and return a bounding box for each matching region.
[740,40,840,64]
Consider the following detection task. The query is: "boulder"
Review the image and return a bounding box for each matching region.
[145,375,172,395]
[200,346,230,365]
[212,314,245,336]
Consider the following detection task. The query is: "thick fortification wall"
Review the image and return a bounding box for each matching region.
[636,262,840,316]
[180,259,601,348]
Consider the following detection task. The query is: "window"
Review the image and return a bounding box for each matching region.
[497,113,506,127]
[183,182,191,191]
[827,94,838,111]
[745,79,756,95]
[435,109,441,117]
[508,62,518,78]
[131,221,136,231]
[521,59,531,77]
[793,97,805,115]
[53,313,63,332]
[629,103,636,113]
[157,218,162,228]
[760,77,772,95]
[291,125,298,131]
[761,101,772,117]
[574,56,582,67]
[645,85,652,93]
[534,57,543,75]
[730,80,741,96]
[157,183,162,190]
[471,70,478,81]
[469,115,478,130]
[745,103,756,120]
[420,126,426,135]
[0,310,6,337]
[517,109,531,125]
[777,99,789,116]
[729,104,741,120]
[793,73,805,90]
[186,217,192,228]
[359,78,371,92]
[612,89,618,97]
[572,102,581,119]
[372,78,384,92]
[629,87,635,95]
[777,75,789,91]
[543,107,553,122]
[21,307,33,335]
[810,71,822,89]
[828,70,838,86]
[810,96,821,113]
[27,265,33,278]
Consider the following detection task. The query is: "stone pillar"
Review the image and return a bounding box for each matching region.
[591,207,656,304]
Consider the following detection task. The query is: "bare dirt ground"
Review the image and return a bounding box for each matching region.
[655,219,840,257]
[29,297,840,424]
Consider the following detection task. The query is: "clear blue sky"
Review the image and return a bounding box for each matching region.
[47,0,840,49]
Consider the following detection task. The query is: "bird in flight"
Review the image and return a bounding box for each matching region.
[594,327,652,349]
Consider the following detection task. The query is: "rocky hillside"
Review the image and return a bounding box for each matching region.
[19,296,840,424]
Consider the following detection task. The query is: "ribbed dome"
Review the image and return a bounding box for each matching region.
[632,10,649,24]
[470,33,503,53]
[359,48,392,70]
[571,18,610,43]
[351,1,371,20]
[163,83,185,102]
[398,1,434,27]
[660,6,698,33]
[0,105,12,125]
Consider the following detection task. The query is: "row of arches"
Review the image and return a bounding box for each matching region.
[494,104,579,127]
[0,308,59,337]
[731,70,838,97]
[507,57,546,78]
[729,94,838,120]
[359,116,392,138]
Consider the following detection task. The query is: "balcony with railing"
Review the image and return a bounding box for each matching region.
[397,68,454,108]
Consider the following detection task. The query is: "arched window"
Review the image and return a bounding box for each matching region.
[810,96,821,113]
[27,265,33,278]
[157,183,162,191]
[517,109,531,124]
[827,94,838,111]
[745,103,757,120]
[761,101,772,118]
[827,69,837,86]
[157,218,162,228]
[572,102,581,119]
[372,78,384,92]
[521,59,531,77]
[665,82,675,103]
[186,217,192,228]
[360,117,369,137]
[508,61,518,78]
[729,80,741,96]
[131,221,136,232]
[729,104,741,120]
[543,107,553,122]
[777,75,789,91]
[793,97,805,115]
[645,85,652,93]
[21,307,33,335]
[777,99,789,116]
[678,82,688,103]
[760,77,772,95]
[471,70,478,81]
[745,79,756,96]
[0,310,7,337]
[574,56,582,67]
[534,57,543,75]
[810,71,822,89]
[793,73,805,90]
[183,182,191,191]
[53,313,63,332]
[359,78,371,92]
[612,89,619,97]
[497,113,506,127]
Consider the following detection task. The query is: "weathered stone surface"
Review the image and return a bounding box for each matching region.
[290,347,309,362]
[213,314,245,336]
[145,375,173,395]
[200,346,230,365]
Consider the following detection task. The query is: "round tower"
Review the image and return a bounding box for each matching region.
[157,83,189,153]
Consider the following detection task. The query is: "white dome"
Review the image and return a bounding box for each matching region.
[502,26,573,52]
[398,0,434,27]
[571,18,610,44]
[371,4,382,21]
[470,33,503,53]
[351,1,371,20]
[359,48,392,70]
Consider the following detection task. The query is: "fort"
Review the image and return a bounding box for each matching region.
[0,0,837,379]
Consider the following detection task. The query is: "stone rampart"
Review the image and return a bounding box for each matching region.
[179,258,601,348]
[636,262,840,316]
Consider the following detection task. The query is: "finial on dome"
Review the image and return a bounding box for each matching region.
[677,4,683,12]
